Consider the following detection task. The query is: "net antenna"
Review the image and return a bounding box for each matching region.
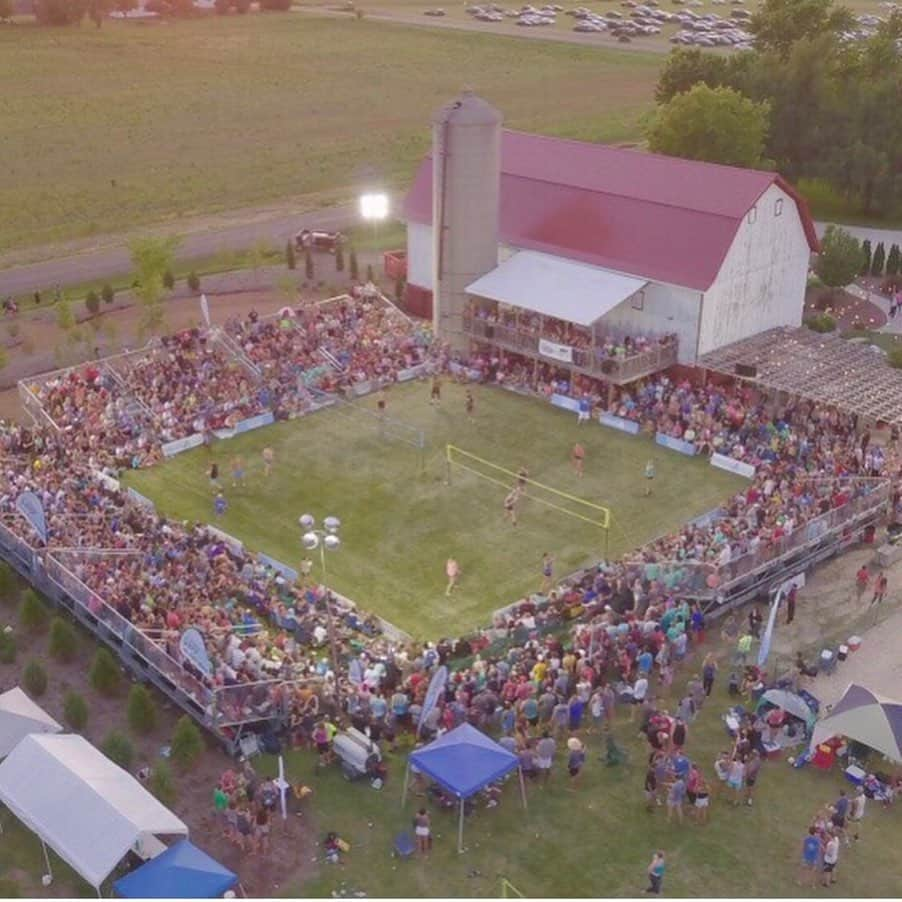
[445,444,611,551]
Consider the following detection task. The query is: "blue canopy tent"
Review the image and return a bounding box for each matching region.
[401,723,526,853]
[113,839,238,899]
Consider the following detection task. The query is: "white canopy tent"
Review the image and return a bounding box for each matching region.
[0,733,187,891]
[0,687,62,758]
[466,250,648,326]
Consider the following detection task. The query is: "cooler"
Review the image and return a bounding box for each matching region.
[838,644,849,662]
[761,741,782,760]
[848,635,862,652]
[819,649,837,674]
[844,764,867,786]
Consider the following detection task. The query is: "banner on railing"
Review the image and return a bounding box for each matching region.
[127,488,156,511]
[161,433,204,458]
[551,393,582,414]
[710,453,756,479]
[448,362,482,381]
[206,525,244,554]
[93,471,121,492]
[599,412,640,435]
[353,381,373,397]
[179,627,213,678]
[257,553,299,584]
[655,433,697,457]
[690,507,725,529]
[200,293,211,329]
[234,412,275,435]
[15,492,47,545]
[397,364,426,383]
[539,339,574,364]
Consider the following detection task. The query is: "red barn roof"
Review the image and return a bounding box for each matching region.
[404,130,818,292]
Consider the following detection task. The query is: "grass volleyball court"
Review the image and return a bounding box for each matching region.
[124,382,742,638]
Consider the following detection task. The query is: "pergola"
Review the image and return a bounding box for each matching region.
[698,326,902,425]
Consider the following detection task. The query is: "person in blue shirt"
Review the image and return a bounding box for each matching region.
[214,492,227,519]
[799,827,822,888]
[637,649,654,676]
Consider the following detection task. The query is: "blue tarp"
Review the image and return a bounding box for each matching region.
[409,723,519,799]
[114,840,237,899]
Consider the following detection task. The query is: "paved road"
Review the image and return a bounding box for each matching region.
[0,200,367,297]
[813,221,902,249]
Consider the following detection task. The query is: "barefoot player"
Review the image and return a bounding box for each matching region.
[465,389,475,423]
[571,442,585,478]
[445,557,460,596]
[504,485,523,526]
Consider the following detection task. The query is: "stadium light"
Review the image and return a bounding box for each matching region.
[300,514,343,707]
[359,192,389,222]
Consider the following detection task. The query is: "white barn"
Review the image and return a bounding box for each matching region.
[403,98,818,379]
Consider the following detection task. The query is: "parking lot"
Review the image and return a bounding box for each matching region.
[335,0,897,53]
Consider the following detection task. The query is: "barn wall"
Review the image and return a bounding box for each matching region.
[600,282,702,364]
[698,183,810,356]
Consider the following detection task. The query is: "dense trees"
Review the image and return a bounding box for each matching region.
[652,2,902,216]
[647,84,770,169]
[814,225,863,293]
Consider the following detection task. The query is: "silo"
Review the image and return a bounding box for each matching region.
[431,91,502,350]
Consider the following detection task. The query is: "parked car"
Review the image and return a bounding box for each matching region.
[294,229,346,253]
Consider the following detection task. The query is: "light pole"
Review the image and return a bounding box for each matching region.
[300,513,343,711]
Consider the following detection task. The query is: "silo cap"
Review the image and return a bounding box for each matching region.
[432,91,503,127]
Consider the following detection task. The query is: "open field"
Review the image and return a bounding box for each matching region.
[124,382,742,637]
[0,15,658,252]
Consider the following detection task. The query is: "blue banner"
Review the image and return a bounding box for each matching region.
[690,507,725,529]
[257,553,299,584]
[757,590,782,668]
[15,492,47,544]
[161,433,204,458]
[417,665,448,735]
[599,412,640,435]
[551,393,581,414]
[127,488,156,511]
[710,452,756,479]
[397,364,427,383]
[655,433,697,457]
[234,412,275,435]
[179,627,213,678]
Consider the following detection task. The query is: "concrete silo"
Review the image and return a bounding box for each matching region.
[431,91,502,350]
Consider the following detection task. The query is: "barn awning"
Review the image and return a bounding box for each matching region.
[466,251,647,326]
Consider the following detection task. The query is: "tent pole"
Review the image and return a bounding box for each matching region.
[41,840,53,881]
[518,765,528,810]
[401,761,411,809]
[458,799,465,854]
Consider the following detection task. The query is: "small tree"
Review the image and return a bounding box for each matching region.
[127,684,158,734]
[85,290,101,317]
[861,239,872,275]
[101,283,115,305]
[349,248,359,281]
[395,275,405,302]
[49,616,78,662]
[365,263,375,283]
[187,272,201,293]
[22,660,48,698]
[90,647,121,695]
[149,760,177,806]
[335,244,345,272]
[814,225,863,296]
[305,248,315,280]
[33,290,41,306]
[163,270,175,290]
[0,633,16,665]
[19,589,49,633]
[886,244,901,277]
[286,241,297,271]
[871,242,886,277]
[102,731,134,770]
[56,295,74,331]
[63,691,89,730]
[170,715,204,769]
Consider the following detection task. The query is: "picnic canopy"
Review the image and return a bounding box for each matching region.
[809,683,902,764]
[114,839,237,898]
[0,733,187,890]
[401,723,526,852]
[0,687,62,758]
[756,689,817,732]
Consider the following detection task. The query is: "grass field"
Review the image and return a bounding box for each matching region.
[0,15,658,252]
[124,382,742,637]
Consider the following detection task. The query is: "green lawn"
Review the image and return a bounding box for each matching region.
[0,16,659,252]
[267,645,902,898]
[124,382,741,638]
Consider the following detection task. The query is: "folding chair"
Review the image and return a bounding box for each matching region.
[392,831,415,860]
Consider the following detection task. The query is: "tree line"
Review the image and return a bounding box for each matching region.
[6,0,291,26]
[647,0,902,218]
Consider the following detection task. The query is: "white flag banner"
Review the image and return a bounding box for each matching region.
[200,293,211,328]
[538,338,573,363]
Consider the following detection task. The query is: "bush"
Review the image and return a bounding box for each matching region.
[366,263,375,283]
[887,244,901,278]
[0,632,16,665]
[871,242,886,277]
[170,715,204,769]
[19,589,48,633]
[33,290,41,306]
[0,561,17,603]
[395,275,405,302]
[286,241,296,271]
[163,270,175,290]
[187,272,201,293]
[349,248,359,281]
[150,760,177,806]
[102,731,134,770]
[22,660,47,697]
[804,313,837,333]
[861,239,872,275]
[127,684,158,734]
[85,290,100,317]
[49,616,78,662]
[335,244,345,272]
[90,647,121,695]
[63,691,89,730]
[101,283,115,305]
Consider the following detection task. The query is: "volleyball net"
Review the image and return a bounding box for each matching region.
[445,444,611,531]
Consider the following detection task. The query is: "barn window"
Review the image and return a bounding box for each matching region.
[774,198,784,217]
[631,289,645,311]
[747,206,757,225]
